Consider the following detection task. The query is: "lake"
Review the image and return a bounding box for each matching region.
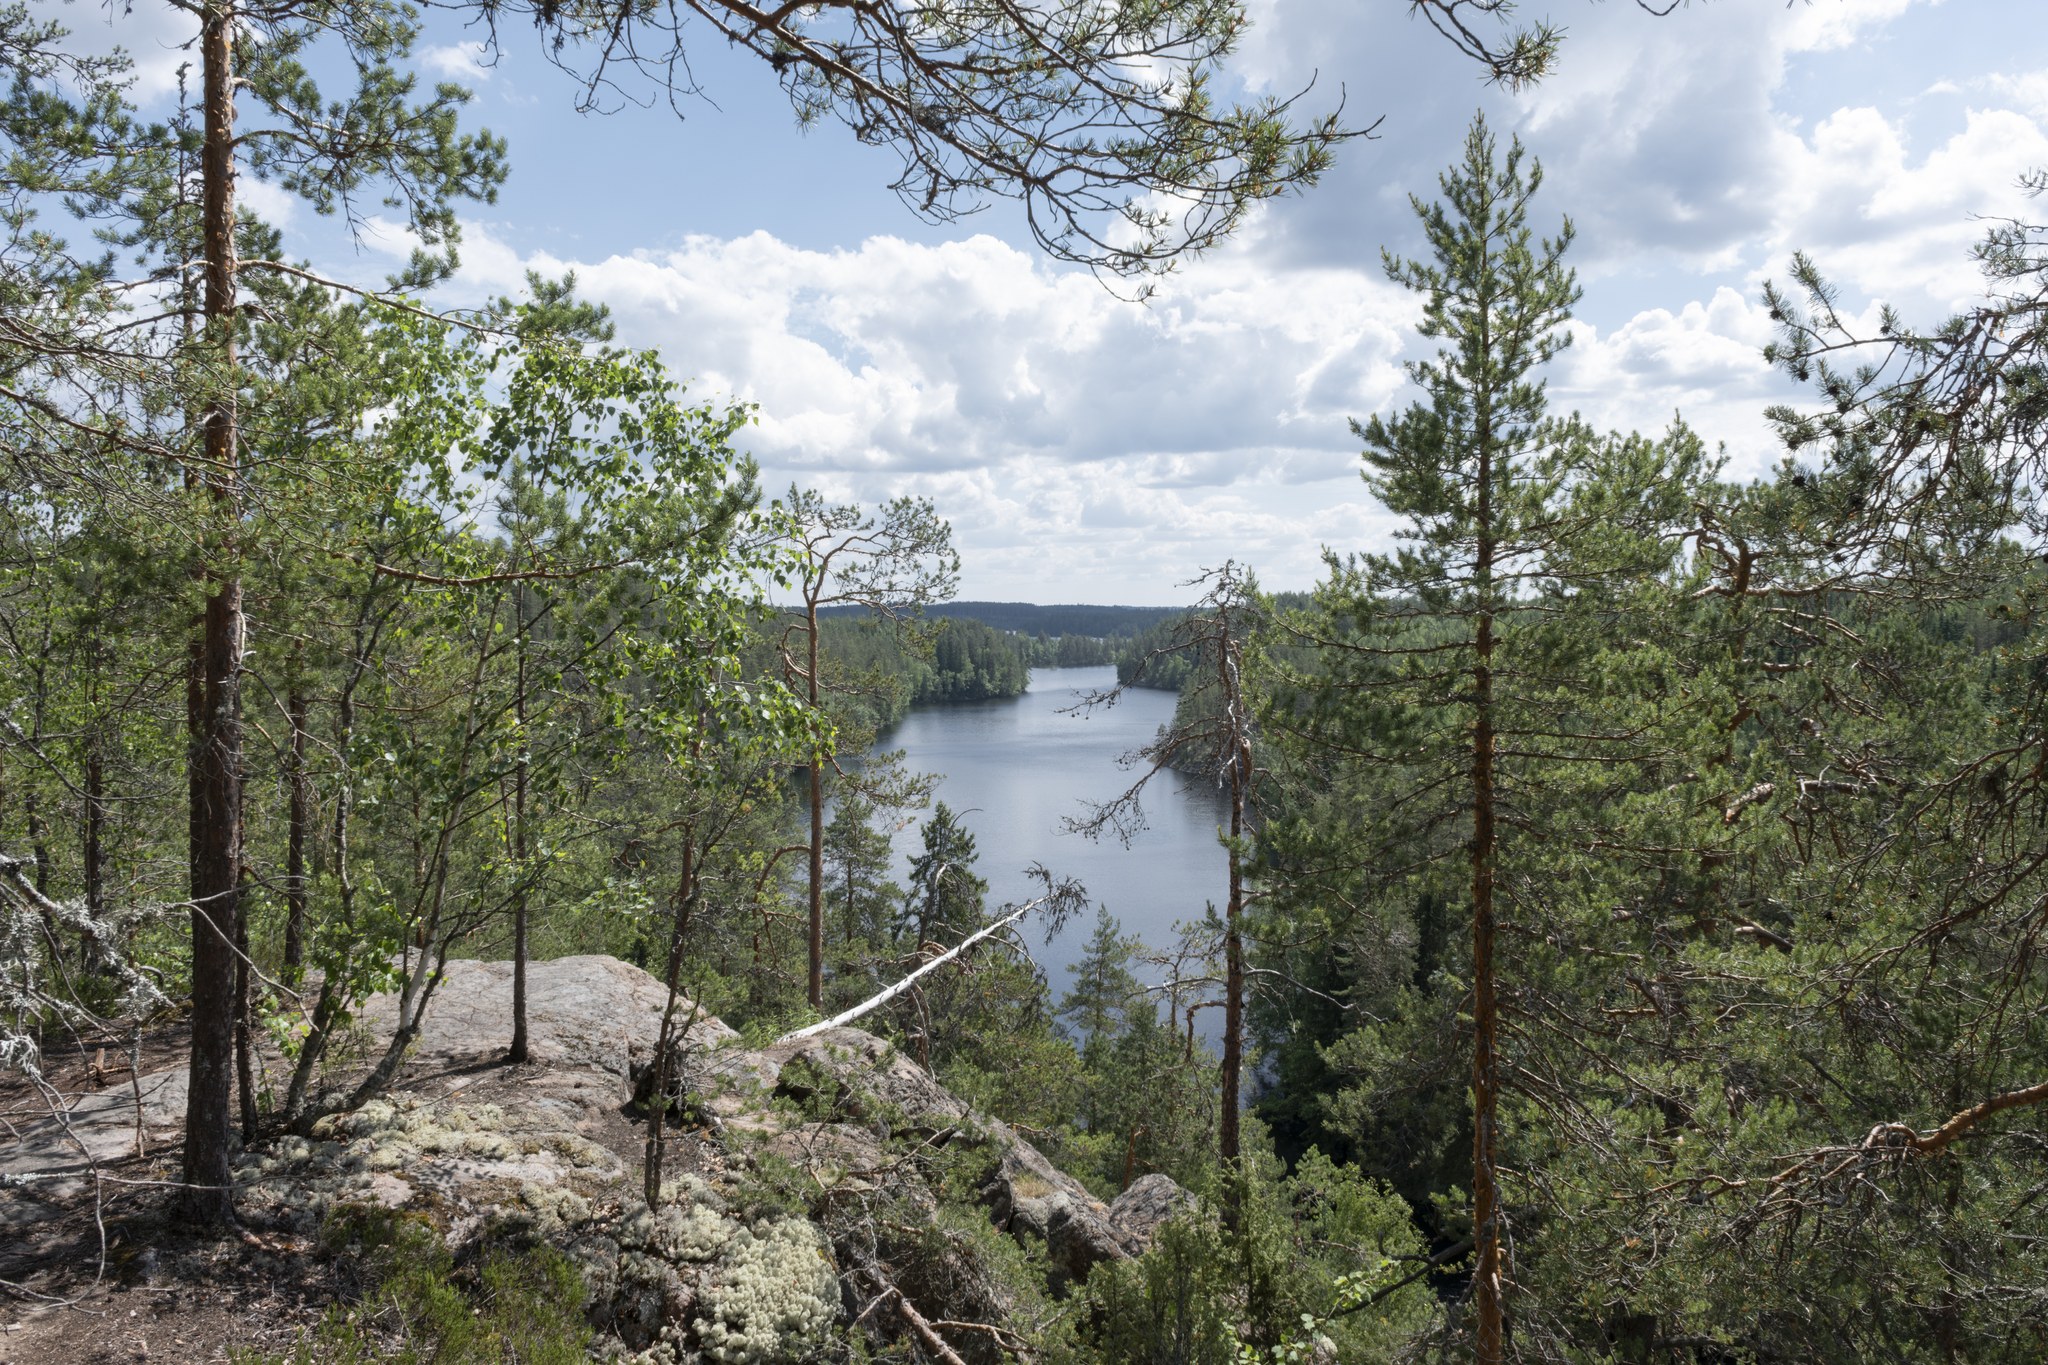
[874,665,1232,1021]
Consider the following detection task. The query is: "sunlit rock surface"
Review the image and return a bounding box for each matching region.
[3,955,1190,1363]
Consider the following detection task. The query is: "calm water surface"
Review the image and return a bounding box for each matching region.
[876,666,1231,1004]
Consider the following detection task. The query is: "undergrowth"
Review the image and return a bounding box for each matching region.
[238,1204,590,1364]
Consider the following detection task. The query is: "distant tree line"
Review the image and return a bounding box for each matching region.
[822,600,1183,638]
[812,602,1181,728]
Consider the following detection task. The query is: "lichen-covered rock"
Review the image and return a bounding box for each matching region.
[976,1119,1133,1287]
[581,1184,738,1351]
[19,957,1171,1363]
[233,1087,623,1237]
[1108,1172,1194,1251]
[760,1028,970,1136]
[627,1198,736,1265]
[582,1194,838,1365]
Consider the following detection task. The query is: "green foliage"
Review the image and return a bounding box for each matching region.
[241,1205,589,1365]
[14,9,2048,1352]
[1080,1145,1432,1364]
[897,802,989,946]
[1054,910,1218,1195]
[920,617,1034,703]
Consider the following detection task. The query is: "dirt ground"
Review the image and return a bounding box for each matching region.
[0,1186,343,1365]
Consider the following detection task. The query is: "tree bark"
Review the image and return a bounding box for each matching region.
[806,597,825,1009]
[235,874,257,1142]
[1219,638,1247,1174]
[82,731,106,921]
[25,789,48,897]
[643,833,696,1206]
[283,688,309,977]
[1471,399,1504,1363]
[509,587,531,1063]
[181,0,243,1228]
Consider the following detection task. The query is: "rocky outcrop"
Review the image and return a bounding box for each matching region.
[5,956,1190,1364]
[745,1025,1137,1285]
[977,1118,1136,1287]
[1109,1173,1197,1246]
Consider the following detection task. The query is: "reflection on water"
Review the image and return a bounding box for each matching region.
[876,666,1231,1017]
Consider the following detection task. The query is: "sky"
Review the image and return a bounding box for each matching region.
[67,0,2048,605]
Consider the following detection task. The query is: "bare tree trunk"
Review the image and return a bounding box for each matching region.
[1471,415,1504,1365]
[17,678,50,898]
[284,665,358,1124]
[24,796,48,897]
[182,0,243,1228]
[806,600,825,1009]
[776,892,1045,1044]
[509,590,531,1063]
[234,875,257,1142]
[644,835,696,1206]
[1219,642,1247,1174]
[82,732,106,920]
[187,600,205,902]
[283,689,309,977]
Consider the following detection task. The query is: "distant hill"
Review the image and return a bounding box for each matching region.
[817,600,1183,639]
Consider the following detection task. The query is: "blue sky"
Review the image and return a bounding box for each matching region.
[72,0,2048,604]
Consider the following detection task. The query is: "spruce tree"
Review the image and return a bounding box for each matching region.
[899,802,988,947]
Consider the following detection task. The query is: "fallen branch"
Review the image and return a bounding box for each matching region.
[1731,917,1794,953]
[777,892,1047,1044]
[866,1275,972,1365]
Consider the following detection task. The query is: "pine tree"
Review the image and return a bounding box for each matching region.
[1059,907,1146,1050]
[1070,562,1264,1175]
[1301,114,1711,1359]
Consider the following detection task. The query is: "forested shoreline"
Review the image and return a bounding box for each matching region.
[6,2,2048,1361]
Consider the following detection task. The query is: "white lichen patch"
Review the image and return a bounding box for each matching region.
[547,1132,619,1169]
[668,1203,739,1264]
[233,1088,622,1234]
[517,1184,593,1238]
[695,1220,838,1365]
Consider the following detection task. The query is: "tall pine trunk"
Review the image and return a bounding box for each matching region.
[1219,639,1248,1173]
[182,0,244,1228]
[1470,406,1504,1363]
[234,871,257,1142]
[83,734,105,918]
[26,674,49,897]
[82,722,106,973]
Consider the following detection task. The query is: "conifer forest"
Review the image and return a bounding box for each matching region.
[4,1,2048,1362]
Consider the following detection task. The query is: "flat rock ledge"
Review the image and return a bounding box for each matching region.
[3,956,1188,1364]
